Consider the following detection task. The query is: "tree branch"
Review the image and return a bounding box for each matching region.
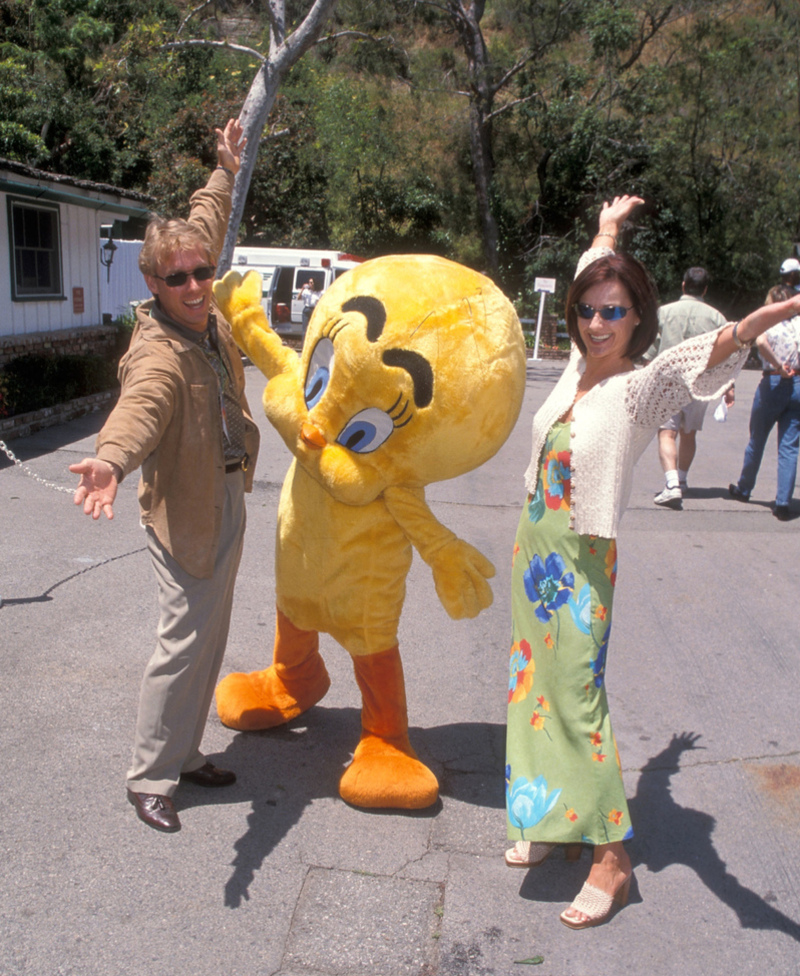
[617,4,675,72]
[486,90,541,122]
[262,127,290,143]
[490,52,539,98]
[177,0,217,37]
[161,39,266,61]
[317,29,391,43]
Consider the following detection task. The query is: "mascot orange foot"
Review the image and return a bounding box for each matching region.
[212,254,526,810]
[216,610,330,731]
[339,645,439,809]
[217,612,437,808]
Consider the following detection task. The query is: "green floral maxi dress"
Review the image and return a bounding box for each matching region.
[506,422,633,846]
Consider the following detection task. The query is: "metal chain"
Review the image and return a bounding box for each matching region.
[0,439,74,494]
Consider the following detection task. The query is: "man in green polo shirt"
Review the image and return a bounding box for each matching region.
[646,267,728,510]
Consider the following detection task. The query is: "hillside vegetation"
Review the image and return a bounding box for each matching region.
[1,0,797,316]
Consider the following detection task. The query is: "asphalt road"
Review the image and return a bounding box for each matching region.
[1,360,798,976]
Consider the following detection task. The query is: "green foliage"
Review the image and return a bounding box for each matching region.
[239,95,332,248]
[1,353,119,417]
[585,1,638,59]
[1,0,799,320]
[0,120,47,161]
[0,53,47,163]
[113,311,137,358]
[0,310,139,418]
[0,371,11,418]
[268,59,453,254]
[0,0,183,179]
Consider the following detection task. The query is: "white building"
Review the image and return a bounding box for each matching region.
[0,157,151,360]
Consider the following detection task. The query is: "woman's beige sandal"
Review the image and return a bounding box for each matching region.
[505,842,583,867]
[559,874,631,929]
[505,841,553,867]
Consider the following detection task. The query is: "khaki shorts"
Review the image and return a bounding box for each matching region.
[659,399,708,433]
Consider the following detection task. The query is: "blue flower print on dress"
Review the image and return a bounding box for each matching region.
[527,481,545,523]
[507,772,563,836]
[524,552,574,624]
[567,583,592,635]
[591,623,611,687]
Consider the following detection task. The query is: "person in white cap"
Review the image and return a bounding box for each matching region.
[779,258,800,293]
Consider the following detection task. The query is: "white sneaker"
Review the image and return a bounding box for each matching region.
[654,485,683,509]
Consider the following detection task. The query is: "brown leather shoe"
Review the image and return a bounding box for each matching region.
[180,762,236,787]
[127,790,181,832]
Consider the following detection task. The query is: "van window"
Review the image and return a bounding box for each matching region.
[294,269,326,293]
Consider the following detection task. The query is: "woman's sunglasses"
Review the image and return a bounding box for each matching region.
[153,265,217,288]
[574,302,634,321]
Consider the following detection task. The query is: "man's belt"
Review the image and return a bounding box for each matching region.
[225,453,250,473]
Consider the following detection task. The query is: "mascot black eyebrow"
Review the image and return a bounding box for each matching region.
[213,253,525,809]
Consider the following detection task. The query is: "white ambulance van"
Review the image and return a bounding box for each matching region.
[231,247,363,335]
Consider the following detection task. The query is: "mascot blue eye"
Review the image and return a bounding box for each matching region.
[337,408,394,454]
[304,338,335,409]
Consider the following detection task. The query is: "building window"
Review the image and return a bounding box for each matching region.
[7,197,63,300]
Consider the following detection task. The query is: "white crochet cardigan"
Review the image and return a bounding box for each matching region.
[523,310,747,540]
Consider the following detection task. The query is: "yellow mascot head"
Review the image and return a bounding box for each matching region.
[260,254,526,505]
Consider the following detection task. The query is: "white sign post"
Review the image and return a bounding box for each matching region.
[531,277,556,361]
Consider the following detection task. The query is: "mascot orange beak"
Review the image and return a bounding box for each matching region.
[301,422,327,450]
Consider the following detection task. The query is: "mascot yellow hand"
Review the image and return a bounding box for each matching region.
[215,253,526,811]
[428,538,495,619]
[213,269,296,380]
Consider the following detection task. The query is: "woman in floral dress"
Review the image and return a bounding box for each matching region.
[505,196,800,929]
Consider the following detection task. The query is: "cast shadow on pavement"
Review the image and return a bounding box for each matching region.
[682,485,776,508]
[628,731,800,942]
[0,548,146,607]
[515,731,800,941]
[178,710,506,909]
[0,409,112,468]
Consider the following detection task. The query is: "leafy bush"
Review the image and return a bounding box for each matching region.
[0,352,119,417]
[0,371,11,418]
[0,312,134,418]
[113,311,136,358]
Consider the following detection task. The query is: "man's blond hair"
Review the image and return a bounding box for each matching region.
[138,216,216,276]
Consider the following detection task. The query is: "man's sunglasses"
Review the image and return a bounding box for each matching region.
[574,302,634,321]
[153,265,216,288]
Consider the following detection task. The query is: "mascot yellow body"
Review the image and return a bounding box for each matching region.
[213,254,525,809]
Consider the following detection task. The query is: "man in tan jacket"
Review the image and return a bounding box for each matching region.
[70,119,260,833]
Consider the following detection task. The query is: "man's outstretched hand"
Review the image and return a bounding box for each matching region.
[69,458,120,520]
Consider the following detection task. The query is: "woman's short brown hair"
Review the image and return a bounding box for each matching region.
[138,216,215,276]
[565,252,660,361]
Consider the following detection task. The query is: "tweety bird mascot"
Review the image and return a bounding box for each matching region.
[213,254,525,809]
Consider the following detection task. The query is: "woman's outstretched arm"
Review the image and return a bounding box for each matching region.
[707,293,800,369]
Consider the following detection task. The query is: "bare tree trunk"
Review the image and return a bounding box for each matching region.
[447,0,499,276]
[220,61,281,273]
[468,100,498,276]
[217,0,340,273]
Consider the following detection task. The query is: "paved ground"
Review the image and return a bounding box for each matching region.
[1,361,799,976]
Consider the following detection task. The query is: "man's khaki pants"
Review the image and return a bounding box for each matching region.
[126,470,245,796]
